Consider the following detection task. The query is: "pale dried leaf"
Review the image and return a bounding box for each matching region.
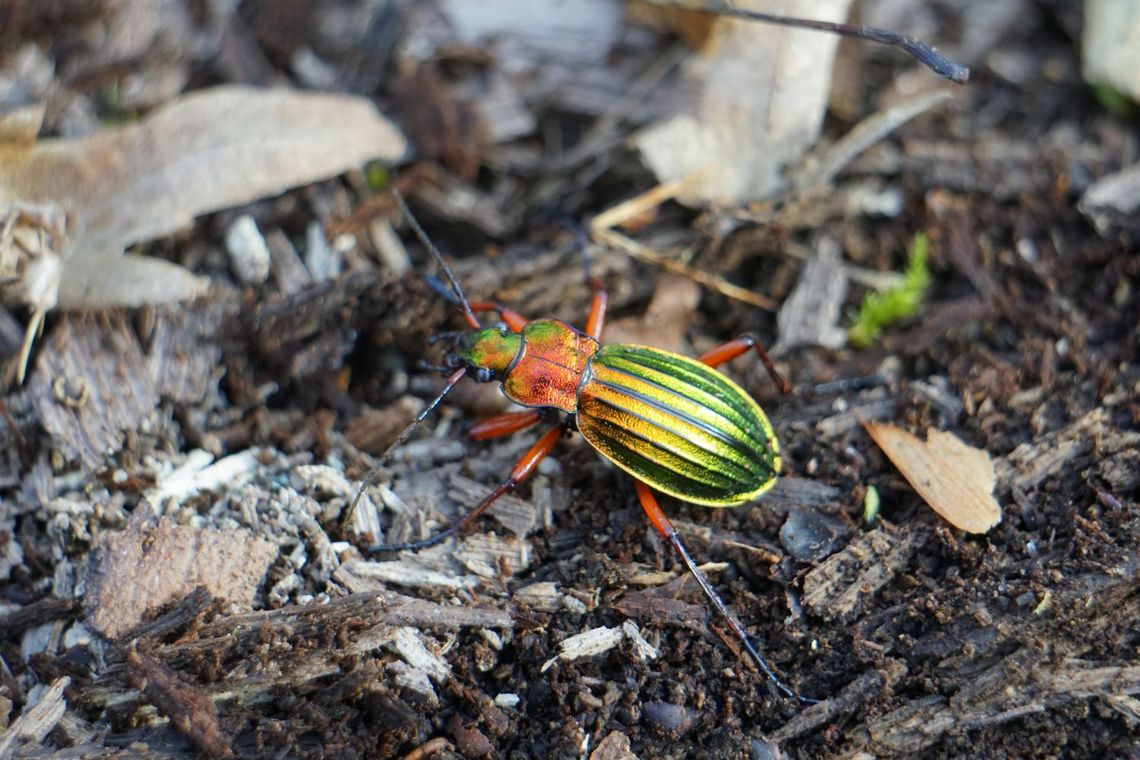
[864,422,1002,533]
[0,85,408,259]
[1083,0,1140,101]
[0,103,45,144]
[56,254,208,309]
[635,0,853,204]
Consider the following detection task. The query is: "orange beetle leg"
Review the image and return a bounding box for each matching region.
[470,410,543,441]
[374,425,564,553]
[632,480,814,703]
[696,334,789,395]
[468,301,529,332]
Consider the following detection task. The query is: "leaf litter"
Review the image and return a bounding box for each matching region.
[0,85,406,383]
[1,2,1138,759]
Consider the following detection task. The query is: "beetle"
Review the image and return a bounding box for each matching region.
[360,197,808,698]
[351,14,969,703]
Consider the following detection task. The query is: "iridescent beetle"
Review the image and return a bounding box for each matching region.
[353,15,968,702]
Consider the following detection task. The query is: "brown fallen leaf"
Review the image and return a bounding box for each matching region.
[633,0,853,203]
[0,85,407,260]
[0,85,406,382]
[863,421,1002,533]
[603,274,701,355]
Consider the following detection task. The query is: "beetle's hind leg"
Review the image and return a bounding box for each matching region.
[633,481,817,704]
[371,423,566,553]
[697,334,790,395]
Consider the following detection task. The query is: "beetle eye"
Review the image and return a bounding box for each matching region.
[475,368,493,383]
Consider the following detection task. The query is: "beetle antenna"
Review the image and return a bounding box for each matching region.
[347,367,468,522]
[672,0,969,84]
[391,188,482,330]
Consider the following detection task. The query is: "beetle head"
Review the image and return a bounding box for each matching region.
[455,327,520,382]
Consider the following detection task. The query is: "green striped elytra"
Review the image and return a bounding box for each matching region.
[577,342,780,506]
[457,318,781,505]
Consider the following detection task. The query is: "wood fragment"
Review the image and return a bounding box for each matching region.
[345,559,481,591]
[590,729,640,760]
[453,532,532,579]
[542,625,625,672]
[776,236,848,350]
[772,659,908,741]
[126,647,233,758]
[0,677,70,757]
[802,529,927,621]
[996,408,1108,491]
[27,314,159,469]
[84,504,277,638]
[512,581,566,613]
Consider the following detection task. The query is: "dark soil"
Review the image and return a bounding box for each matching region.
[1,2,1138,759]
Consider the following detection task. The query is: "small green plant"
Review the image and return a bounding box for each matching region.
[365,162,390,191]
[848,233,931,348]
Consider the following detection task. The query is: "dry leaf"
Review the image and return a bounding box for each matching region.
[634,0,853,204]
[0,85,406,382]
[864,421,1002,533]
[0,85,407,260]
[1083,0,1140,102]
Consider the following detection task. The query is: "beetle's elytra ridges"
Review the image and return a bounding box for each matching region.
[577,344,779,506]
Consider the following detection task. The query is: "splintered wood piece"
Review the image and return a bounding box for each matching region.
[84,505,277,639]
[864,422,1002,533]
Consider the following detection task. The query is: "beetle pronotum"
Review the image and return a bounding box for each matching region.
[352,11,968,702]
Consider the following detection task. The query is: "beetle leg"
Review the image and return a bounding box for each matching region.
[469,410,543,441]
[633,481,817,703]
[372,425,565,553]
[468,301,529,332]
[696,334,790,395]
[584,277,608,341]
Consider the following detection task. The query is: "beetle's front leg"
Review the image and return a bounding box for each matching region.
[697,334,790,394]
[469,410,542,441]
[468,301,529,332]
[373,424,566,553]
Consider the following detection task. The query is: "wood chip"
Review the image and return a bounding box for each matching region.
[27,314,159,470]
[0,677,70,757]
[776,236,848,350]
[864,422,1002,533]
[84,505,277,638]
[454,533,532,579]
[542,625,625,672]
[996,408,1107,490]
[590,729,639,760]
[802,529,927,621]
[346,559,480,591]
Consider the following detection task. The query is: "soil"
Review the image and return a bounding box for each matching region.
[1,2,1138,759]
